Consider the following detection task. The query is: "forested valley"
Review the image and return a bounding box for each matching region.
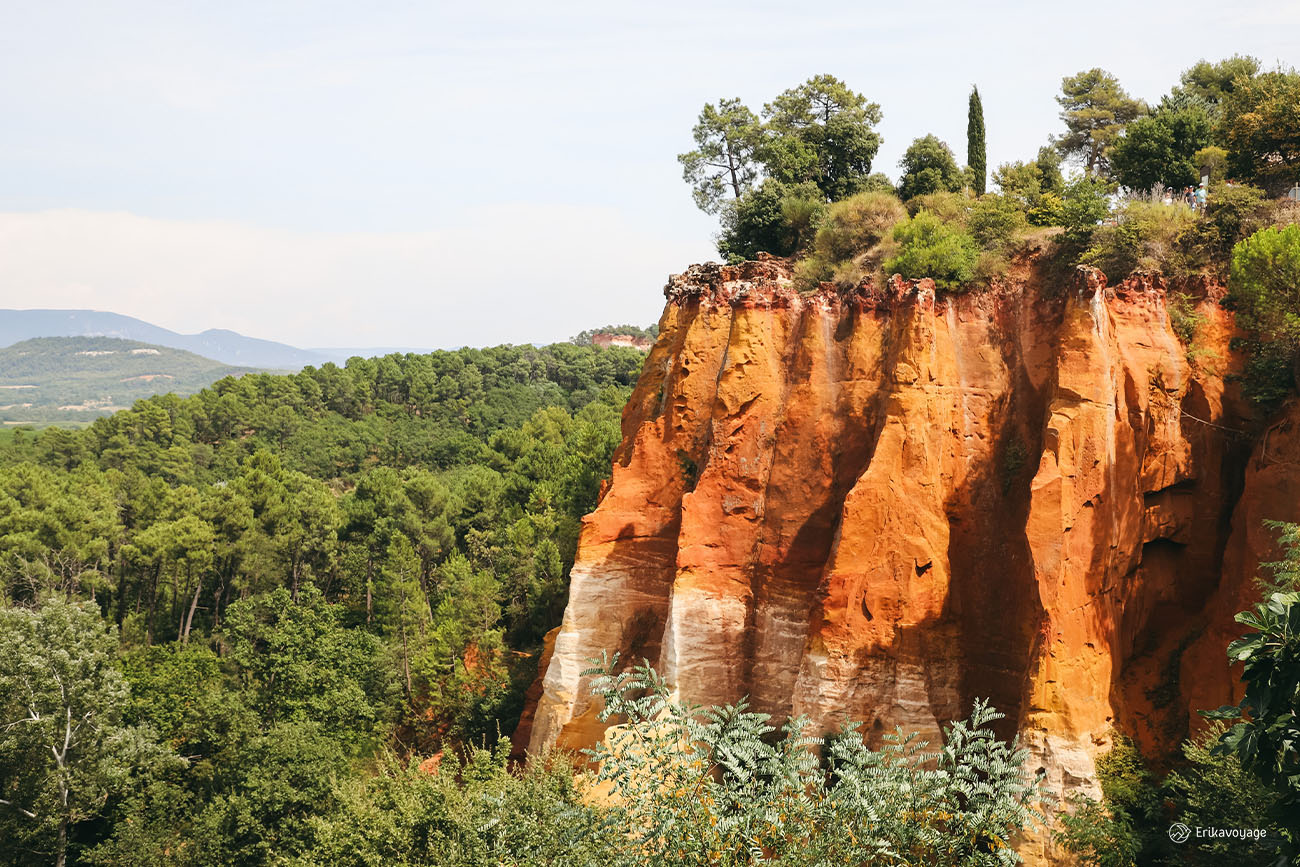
[0,344,643,864]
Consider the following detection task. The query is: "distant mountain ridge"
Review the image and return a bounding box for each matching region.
[0,336,259,425]
[0,310,431,369]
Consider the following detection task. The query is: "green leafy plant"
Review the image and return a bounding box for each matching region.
[1059,176,1112,247]
[969,194,1028,251]
[794,190,907,288]
[883,210,980,290]
[716,180,826,262]
[1203,522,1300,853]
[583,655,1046,866]
[1080,201,1198,279]
[1227,225,1300,404]
[898,134,966,201]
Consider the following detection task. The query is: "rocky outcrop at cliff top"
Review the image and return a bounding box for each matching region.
[515,257,1300,861]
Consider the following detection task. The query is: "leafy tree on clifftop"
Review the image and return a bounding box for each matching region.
[897,134,965,201]
[677,98,763,214]
[1219,68,1300,192]
[761,74,884,200]
[1110,104,1212,191]
[1170,55,1261,122]
[1055,68,1147,176]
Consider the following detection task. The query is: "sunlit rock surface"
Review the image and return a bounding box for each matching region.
[515,256,1300,863]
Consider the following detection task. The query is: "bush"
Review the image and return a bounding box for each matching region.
[1057,737,1163,866]
[1167,290,1206,345]
[1180,182,1269,267]
[883,210,980,291]
[1229,224,1300,343]
[968,194,1028,250]
[1227,224,1300,400]
[1080,201,1198,279]
[791,191,907,290]
[1164,723,1289,865]
[1059,726,1288,867]
[1059,176,1112,246]
[716,180,826,262]
[295,742,610,867]
[1027,191,1065,226]
[584,656,1046,867]
[904,190,971,223]
[993,147,1065,225]
[811,191,907,262]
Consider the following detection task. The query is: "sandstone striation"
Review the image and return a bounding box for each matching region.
[517,258,1300,862]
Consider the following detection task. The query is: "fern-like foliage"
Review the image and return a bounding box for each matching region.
[582,654,1046,866]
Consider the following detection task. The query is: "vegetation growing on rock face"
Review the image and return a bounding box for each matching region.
[1227,225,1300,404]
[1062,523,1300,866]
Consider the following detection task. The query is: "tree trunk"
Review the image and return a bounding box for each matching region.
[146,562,161,646]
[182,571,203,645]
[400,585,413,700]
[365,558,374,625]
[55,816,67,867]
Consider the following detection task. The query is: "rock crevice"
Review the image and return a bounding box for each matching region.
[517,260,1299,861]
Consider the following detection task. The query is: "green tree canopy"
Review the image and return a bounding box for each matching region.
[1172,55,1261,120]
[897,134,965,201]
[1055,68,1147,175]
[1110,105,1213,191]
[761,74,883,200]
[1219,68,1300,191]
[677,98,762,214]
[0,601,175,867]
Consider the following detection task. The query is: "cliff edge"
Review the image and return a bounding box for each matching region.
[516,258,1300,861]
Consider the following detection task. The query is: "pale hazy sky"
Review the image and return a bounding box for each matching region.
[2,0,1297,348]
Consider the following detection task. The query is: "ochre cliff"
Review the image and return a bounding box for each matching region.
[515,257,1300,860]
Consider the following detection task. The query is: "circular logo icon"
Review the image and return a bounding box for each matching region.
[1168,822,1192,844]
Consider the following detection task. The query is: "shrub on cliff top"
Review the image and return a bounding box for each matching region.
[1179,181,1269,268]
[1079,200,1198,280]
[968,194,1028,251]
[811,191,906,262]
[794,190,906,290]
[883,210,980,291]
[904,189,972,224]
[716,179,825,262]
[1059,176,1112,247]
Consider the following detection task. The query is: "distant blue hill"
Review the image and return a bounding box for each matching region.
[0,310,431,369]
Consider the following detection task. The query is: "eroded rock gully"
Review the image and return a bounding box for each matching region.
[516,258,1300,860]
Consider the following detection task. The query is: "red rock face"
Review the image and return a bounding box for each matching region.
[517,260,1299,862]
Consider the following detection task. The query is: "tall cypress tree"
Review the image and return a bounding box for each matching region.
[968,86,987,195]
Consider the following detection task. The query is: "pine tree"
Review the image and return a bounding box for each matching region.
[968,85,987,195]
